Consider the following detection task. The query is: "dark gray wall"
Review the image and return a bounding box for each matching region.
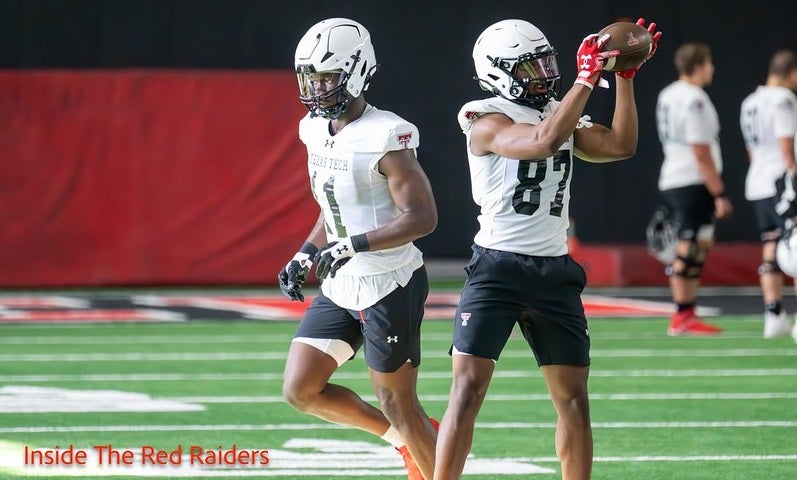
[2,0,796,258]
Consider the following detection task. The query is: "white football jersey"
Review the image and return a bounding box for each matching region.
[299,104,423,309]
[656,80,723,191]
[458,97,574,257]
[740,85,797,200]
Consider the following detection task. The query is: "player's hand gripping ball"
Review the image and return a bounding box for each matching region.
[597,20,655,72]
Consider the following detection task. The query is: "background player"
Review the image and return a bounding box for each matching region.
[656,42,732,336]
[740,49,797,338]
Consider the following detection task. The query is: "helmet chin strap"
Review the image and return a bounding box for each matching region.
[509,82,552,109]
[473,76,496,94]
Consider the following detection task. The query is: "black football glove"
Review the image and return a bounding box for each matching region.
[278,244,318,301]
[314,237,357,280]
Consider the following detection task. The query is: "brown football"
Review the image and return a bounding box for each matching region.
[597,21,653,72]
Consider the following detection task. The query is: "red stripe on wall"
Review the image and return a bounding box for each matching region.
[0,70,316,287]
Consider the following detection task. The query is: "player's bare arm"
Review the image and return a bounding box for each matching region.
[692,144,724,196]
[352,149,437,250]
[304,213,329,248]
[778,136,796,172]
[573,76,638,162]
[692,143,733,219]
[468,84,592,160]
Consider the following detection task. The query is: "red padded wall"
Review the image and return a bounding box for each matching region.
[0,70,317,287]
[573,243,761,287]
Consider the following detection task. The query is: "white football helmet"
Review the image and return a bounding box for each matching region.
[646,206,678,265]
[472,19,560,109]
[777,220,797,277]
[294,18,377,119]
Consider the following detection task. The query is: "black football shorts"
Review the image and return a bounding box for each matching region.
[751,197,785,241]
[452,245,590,366]
[661,184,715,240]
[294,266,428,373]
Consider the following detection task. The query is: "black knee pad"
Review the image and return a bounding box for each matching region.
[758,260,781,276]
[667,242,705,279]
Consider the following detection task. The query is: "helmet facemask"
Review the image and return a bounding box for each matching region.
[487,47,560,109]
[296,66,353,119]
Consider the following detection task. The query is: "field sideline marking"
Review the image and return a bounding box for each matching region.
[2,421,796,434]
[2,368,796,383]
[1,348,795,362]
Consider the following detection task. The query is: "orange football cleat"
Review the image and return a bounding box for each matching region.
[667,309,722,336]
[396,417,440,480]
[396,445,423,480]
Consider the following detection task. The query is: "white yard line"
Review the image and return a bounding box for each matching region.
[2,368,796,383]
[161,392,797,404]
[0,348,794,362]
[2,421,796,434]
[0,392,791,410]
[0,330,774,345]
[0,334,293,345]
[527,454,797,463]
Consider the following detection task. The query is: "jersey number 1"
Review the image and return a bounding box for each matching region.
[512,150,571,217]
[322,177,347,237]
[311,171,348,237]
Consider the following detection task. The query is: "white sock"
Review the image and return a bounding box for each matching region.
[380,425,405,448]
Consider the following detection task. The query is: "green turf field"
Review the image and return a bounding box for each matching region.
[0,314,795,479]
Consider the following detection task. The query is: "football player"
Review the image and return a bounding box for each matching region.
[740,49,797,339]
[434,18,660,480]
[656,43,732,336]
[279,18,439,480]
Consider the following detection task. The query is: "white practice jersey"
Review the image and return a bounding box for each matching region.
[740,85,797,200]
[299,104,423,310]
[458,97,574,257]
[656,80,723,191]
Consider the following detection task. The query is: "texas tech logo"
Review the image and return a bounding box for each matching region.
[626,32,640,46]
[460,312,471,326]
[396,132,413,149]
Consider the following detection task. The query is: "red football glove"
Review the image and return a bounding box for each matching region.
[575,33,619,90]
[618,18,662,79]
